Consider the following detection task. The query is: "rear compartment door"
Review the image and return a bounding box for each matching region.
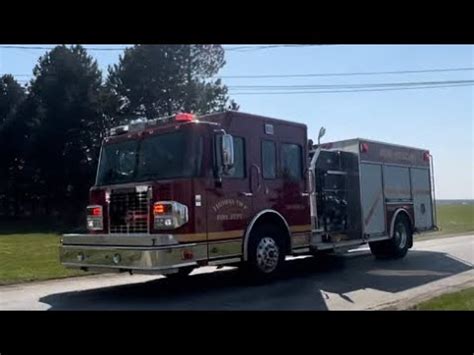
[410,168,434,230]
[360,163,386,235]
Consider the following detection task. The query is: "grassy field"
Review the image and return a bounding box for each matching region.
[414,287,474,310]
[0,233,89,285]
[0,204,472,285]
[416,204,474,241]
[435,204,474,235]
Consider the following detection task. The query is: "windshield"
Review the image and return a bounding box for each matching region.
[96,130,203,185]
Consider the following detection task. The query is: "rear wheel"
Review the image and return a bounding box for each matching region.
[369,214,411,259]
[246,224,286,281]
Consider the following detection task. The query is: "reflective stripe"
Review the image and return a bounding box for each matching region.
[176,230,244,243]
[289,224,312,233]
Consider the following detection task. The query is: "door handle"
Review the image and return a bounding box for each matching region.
[301,192,310,197]
[250,164,262,193]
[240,192,253,197]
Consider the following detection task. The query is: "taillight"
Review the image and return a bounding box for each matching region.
[86,205,103,231]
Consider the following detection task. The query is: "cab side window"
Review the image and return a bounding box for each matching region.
[262,140,276,179]
[281,143,302,180]
[230,136,245,178]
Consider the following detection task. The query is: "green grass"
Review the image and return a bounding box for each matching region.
[0,233,90,285]
[417,204,474,241]
[414,287,474,310]
[435,204,474,235]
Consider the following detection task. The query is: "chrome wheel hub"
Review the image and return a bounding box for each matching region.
[395,223,407,249]
[256,237,280,273]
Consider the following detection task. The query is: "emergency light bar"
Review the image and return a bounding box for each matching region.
[107,113,196,137]
[109,124,129,136]
[175,113,196,122]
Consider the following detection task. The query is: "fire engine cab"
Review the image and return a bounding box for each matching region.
[60,111,437,279]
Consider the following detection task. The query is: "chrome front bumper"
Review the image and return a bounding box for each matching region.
[60,234,207,274]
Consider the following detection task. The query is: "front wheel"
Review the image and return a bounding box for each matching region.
[246,224,286,281]
[369,214,412,259]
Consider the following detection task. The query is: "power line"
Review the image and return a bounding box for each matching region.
[0,45,130,51]
[224,45,313,52]
[220,67,474,79]
[228,79,474,90]
[6,67,474,80]
[12,78,474,91]
[0,44,309,52]
[2,74,32,77]
[229,83,474,95]
[13,81,474,93]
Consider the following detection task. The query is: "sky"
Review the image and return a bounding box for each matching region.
[0,45,473,199]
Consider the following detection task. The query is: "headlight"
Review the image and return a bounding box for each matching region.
[153,201,188,230]
[86,205,103,231]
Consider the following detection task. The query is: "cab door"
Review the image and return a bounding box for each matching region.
[205,133,252,259]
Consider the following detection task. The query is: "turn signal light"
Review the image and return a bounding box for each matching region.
[153,203,171,215]
[154,203,165,214]
[87,206,102,217]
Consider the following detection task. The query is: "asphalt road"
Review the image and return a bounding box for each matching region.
[1,235,472,310]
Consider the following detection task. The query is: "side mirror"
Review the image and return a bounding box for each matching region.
[318,126,326,145]
[221,134,235,169]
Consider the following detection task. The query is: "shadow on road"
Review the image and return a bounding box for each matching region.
[40,250,472,310]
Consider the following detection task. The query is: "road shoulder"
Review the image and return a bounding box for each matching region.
[370,270,474,310]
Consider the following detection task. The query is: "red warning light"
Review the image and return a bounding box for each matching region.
[423,151,430,161]
[360,143,369,153]
[175,113,195,122]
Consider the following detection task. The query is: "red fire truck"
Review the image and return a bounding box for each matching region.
[60,111,437,279]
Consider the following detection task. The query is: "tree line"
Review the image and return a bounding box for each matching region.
[0,45,238,227]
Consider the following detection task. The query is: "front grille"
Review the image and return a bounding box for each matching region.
[109,188,149,234]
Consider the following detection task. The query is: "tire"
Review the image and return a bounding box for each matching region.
[245,223,286,281]
[165,266,194,280]
[369,214,412,259]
